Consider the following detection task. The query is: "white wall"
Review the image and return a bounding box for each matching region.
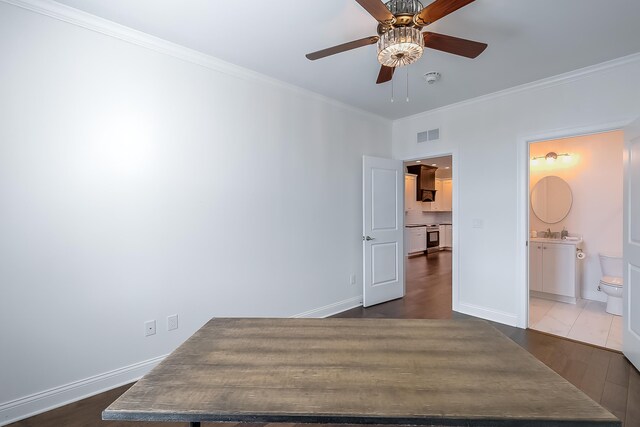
[530,132,624,302]
[0,2,391,423]
[393,54,640,327]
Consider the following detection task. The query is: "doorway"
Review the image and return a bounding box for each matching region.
[403,155,454,317]
[527,131,624,349]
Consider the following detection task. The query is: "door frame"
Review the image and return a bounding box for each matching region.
[516,119,634,329]
[401,150,459,313]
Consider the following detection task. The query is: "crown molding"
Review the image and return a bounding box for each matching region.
[396,51,640,123]
[1,0,390,124]
[5,0,638,127]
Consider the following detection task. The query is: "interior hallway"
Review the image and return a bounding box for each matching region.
[8,251,639,426]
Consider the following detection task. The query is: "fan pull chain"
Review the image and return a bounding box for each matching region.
[391,73,394,103]
[406,67,409,102]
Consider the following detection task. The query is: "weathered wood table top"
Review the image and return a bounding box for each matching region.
[103,318,619,426]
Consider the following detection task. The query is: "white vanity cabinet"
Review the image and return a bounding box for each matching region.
[529,242,543,292]
[529,239,581,303]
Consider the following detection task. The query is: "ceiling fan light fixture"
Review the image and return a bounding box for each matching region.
[377,27,424,67]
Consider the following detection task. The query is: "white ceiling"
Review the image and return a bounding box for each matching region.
[53,0,640,120]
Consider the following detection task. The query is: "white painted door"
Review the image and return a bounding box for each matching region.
[363,156,404,307]
[623,118,640,370]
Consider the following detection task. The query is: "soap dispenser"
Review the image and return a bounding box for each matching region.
[561,227,568,239]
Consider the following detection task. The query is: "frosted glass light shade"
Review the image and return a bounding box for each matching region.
[377,27,424,67]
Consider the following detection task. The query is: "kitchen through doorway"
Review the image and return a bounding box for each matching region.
[404,156,454,317]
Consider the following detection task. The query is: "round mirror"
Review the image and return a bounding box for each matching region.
[531,176,573,224]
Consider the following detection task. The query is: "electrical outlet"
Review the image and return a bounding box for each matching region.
[350,274,356,285]
[144,320,156,337]
[167,314,178,331]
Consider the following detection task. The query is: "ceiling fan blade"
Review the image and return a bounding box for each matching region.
[355,0,396,24]
[306,36,379,60]
[423,32,487,58]
[415,0,475,26]
[376,65,395,84]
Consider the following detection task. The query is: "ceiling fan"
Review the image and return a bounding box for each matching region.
[306,0,487,84]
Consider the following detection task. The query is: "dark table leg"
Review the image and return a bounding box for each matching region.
[190,422,200,427]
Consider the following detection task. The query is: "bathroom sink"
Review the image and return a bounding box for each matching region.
[531,237,582,244]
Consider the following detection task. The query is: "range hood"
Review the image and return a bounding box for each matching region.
[406,165,438,202]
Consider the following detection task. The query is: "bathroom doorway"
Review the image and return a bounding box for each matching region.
[527,130,624,349]
[403,155,454,318]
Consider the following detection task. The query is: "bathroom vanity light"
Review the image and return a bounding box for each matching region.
[531,152,572,165]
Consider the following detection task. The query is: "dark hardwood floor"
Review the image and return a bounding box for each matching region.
[335,251,453,320]
[9,251,639,426]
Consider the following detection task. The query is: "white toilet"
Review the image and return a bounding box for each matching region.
[598,253,623,316]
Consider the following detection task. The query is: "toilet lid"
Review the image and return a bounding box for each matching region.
[600,276,623,286]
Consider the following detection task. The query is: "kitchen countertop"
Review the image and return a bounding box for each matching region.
[406,223,451,228]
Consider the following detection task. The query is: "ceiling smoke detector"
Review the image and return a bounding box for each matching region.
[423,71,441,84]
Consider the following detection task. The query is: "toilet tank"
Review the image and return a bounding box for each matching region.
[599,253,623,277]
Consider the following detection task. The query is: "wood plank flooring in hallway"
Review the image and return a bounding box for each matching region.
[8,251,639,426]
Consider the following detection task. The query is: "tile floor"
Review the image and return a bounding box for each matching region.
[529,296,623,350]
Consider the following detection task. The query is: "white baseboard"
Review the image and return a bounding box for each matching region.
[0,296,363,425]
[457,302,518,327]
[292,296,362,318]
[0,354,166,427]
[530,290,577,305]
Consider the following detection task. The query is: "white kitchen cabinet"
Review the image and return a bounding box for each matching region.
[422,179,442,212]
[422,179,451,212]
[442,225,452,248]
[405,227,427,254]
[404,174,418,212]
[439,225,446,249]
[529,239,580,303]
[441,179,452,211]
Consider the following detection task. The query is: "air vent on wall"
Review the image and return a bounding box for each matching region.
[417,128,440,143]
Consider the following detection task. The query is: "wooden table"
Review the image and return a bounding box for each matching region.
[103,318,619,427]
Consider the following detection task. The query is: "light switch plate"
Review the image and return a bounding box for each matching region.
[167,314,178,331]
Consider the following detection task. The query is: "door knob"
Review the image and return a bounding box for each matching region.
[364,236,375,241]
